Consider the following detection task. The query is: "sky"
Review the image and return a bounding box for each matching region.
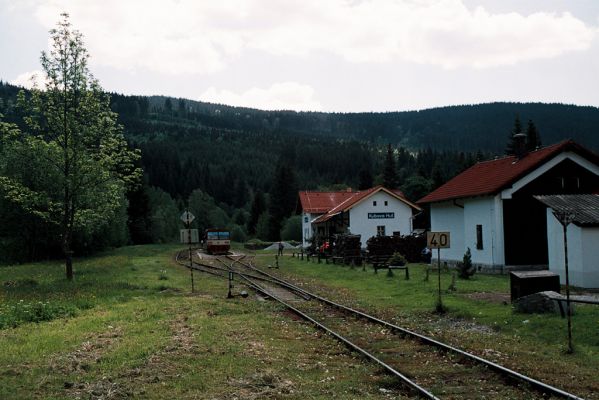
[1,0,598,112]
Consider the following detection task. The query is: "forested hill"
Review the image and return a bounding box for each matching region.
[2,81,599,152]
[2,80,599,260]
[113,94,599,152]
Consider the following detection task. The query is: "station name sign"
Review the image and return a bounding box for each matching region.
[368,212,395,219]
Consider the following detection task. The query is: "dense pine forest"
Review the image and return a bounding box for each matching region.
[2,79,599,263]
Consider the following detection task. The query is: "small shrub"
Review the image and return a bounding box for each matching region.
[458,247,475,279]
[0,301,77,329]
[388,252,407,266]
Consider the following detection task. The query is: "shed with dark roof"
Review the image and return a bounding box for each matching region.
[417,140,599,272]
[535,194,599,288]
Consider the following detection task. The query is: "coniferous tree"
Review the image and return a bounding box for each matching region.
[431,163,444,189]
[382,144,399,189]
[268,161,297,240]
[247,191,266,235]
[126,182,153,244]
[505,115,522,155]
[526,119,541,151]
[358,167,373,190]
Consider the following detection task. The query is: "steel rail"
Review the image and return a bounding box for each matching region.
[223,260,439,400]
[230,256,585,400]
[216,256,312,300]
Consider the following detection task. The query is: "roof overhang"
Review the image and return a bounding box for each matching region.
[501,152,599,199]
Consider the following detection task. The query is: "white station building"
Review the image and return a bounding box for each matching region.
[298,186,421,248]
[418,140,599,287]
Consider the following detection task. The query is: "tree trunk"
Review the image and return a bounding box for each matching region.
[65,248,73,281]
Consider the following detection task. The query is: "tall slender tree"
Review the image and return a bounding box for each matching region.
[382,143,399,189]
[268,161,298,240]
[0,14,140,279]
[505,115,523,155]
[526,119,542,151]
[358,167,373,190]
[247,190,266,235]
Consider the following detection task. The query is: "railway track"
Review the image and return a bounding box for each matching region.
[176,250,585,400]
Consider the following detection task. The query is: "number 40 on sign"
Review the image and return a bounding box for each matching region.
[427,231,450,249]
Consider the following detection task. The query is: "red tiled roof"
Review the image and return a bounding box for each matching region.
[311,186,421,224]
[418,140,599,204]
[298,190,355,213]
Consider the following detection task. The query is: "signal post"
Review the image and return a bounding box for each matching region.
[180,211,198,293]
[427,231,450,312]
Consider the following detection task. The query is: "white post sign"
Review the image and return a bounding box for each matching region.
[180,229,199,244]
[180,211,195,225]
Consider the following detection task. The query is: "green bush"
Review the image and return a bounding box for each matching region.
[281,216,302,242]
[458,247,475,279]
[388,252,407,266]
[229,224,248,242]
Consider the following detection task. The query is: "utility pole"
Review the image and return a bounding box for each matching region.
[554,210,575,353]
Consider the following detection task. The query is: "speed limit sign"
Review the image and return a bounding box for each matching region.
[427,231,450,249]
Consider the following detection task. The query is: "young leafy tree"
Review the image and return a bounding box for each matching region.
[0,14,140,279]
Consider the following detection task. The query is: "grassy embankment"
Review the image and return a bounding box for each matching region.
[264,250,599,398]
[2,244,598,398]
[0,245,408,400]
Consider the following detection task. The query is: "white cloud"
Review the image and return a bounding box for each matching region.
[200,82,322,111]
[28,0,598,74]
[10,70,48,89]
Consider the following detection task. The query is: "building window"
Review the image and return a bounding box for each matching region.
[392,231,401,236]
[558,177,565,189]
[384,201,388,206]
[377,226,386,236]
[373,201,377,206]
[476,225,483,250]
[304,216,308,223]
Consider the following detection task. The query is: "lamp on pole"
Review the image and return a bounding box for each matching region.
[553,210,575,354]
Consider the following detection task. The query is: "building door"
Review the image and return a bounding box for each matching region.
[504,159,599,265]
[503,197,548,265]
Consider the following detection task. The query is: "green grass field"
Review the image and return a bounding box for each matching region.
[1,245,598,399]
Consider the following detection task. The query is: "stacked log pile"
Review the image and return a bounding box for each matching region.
[333,234,362,259]
[366,234,426,263]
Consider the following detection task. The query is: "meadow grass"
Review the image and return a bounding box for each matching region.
[0,245,413,399]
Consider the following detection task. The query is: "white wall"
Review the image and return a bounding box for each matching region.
[430,195,504,267]
[463,196,504,266]
[547,210,599,288]
[348,191,413,246]
[430,201,465,261]
[581,228,599,288]
[302,212,321,247]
